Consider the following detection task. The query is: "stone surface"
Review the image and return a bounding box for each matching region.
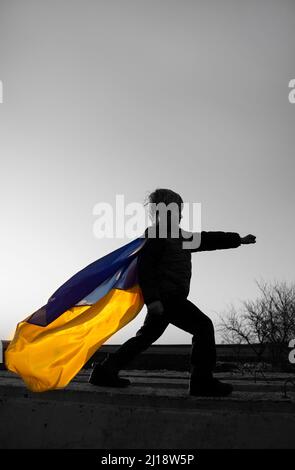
[1,369,295,448]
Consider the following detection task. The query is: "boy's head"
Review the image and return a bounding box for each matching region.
[146,188,183,227]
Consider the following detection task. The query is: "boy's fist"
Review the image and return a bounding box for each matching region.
[147,300,165,315]
[241,234,256,244]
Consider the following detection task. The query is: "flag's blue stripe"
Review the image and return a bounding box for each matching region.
[75,267,124,306]
[28,237,146,326]
[114,257,139,290]
[48,236,145,301]
[76,256,140,306]
[27,256,141,327]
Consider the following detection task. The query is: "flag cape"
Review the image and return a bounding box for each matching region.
[5,236,147,392]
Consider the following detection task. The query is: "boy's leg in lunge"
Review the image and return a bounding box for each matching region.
[162,296,233,396]
[162,297,216,378]
[101,311,169,372]
[89,311,169,387]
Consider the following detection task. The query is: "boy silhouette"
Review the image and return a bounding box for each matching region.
[89,189,256,396]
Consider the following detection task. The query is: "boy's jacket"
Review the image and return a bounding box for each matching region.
[138,227,241,305]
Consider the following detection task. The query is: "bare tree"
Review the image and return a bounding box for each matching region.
[218,279,295,368]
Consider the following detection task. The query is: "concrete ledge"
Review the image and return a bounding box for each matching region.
[1,370,295,448]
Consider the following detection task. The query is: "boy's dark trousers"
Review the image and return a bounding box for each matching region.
[102,295,217,382]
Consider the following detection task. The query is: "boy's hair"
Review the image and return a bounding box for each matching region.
[145,188,183,221]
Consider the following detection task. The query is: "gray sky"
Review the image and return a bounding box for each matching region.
[0,0,294,343]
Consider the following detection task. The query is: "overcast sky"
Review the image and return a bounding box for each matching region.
[0,0,294,344]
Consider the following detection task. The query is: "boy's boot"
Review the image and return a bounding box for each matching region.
[89,353,131,387]
[189,367,233,397]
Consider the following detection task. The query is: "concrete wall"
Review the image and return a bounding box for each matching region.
[1,383,295,449]
[1,368,295,449]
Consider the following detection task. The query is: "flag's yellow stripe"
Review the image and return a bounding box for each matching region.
[5,286,143,392]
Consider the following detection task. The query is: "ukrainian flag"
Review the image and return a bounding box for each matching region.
[5,236,147,392]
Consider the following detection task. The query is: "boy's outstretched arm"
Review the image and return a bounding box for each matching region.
[181,230,256,252]
[240,234,256,244]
